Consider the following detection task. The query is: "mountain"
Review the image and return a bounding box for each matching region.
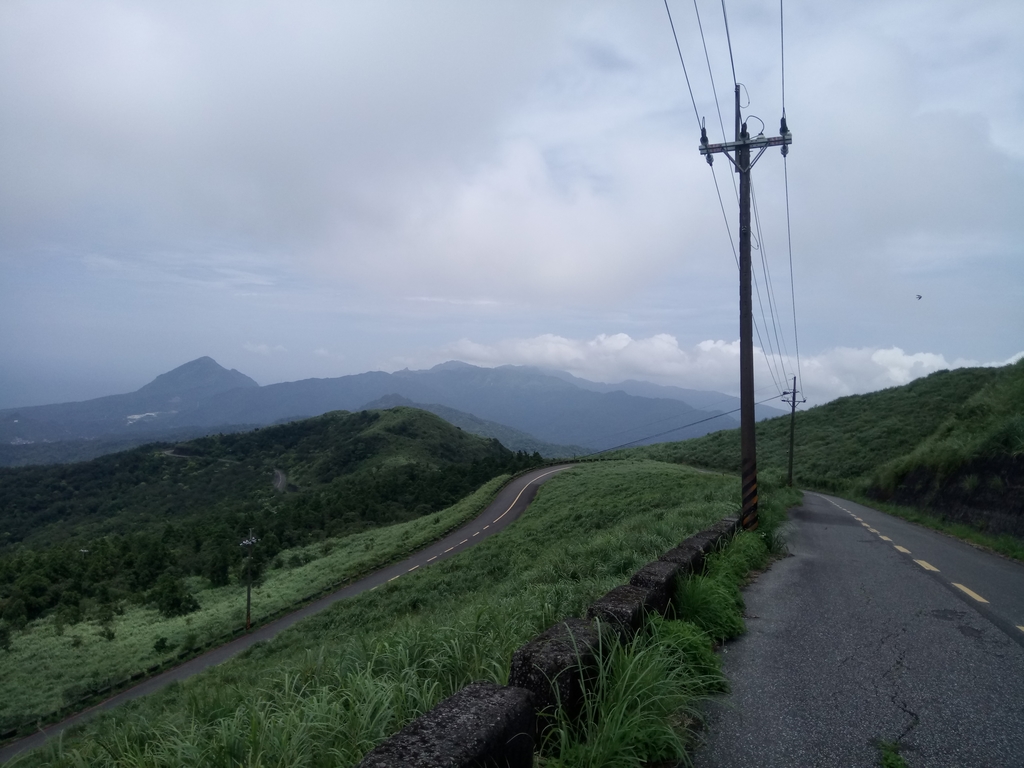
[539,368,787,420]
[360,394,586,458]
[178,362,739,451]
[1,358,756,459]
[0,358,257,444]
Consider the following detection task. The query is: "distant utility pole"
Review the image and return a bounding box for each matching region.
[700,86,792,530]
[782,375,805,487]
[240,530,258,631]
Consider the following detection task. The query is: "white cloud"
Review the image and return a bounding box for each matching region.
[441,333,1024,407]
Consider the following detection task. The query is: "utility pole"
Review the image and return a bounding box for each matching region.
[782,375,804,487]
[700,86,792,530]
[240,530,258,631]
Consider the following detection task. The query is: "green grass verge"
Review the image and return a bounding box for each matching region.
[12,459,747,766]
[0,474,511,730]
[537,481,799,767]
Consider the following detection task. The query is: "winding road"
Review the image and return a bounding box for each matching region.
[0,464,574,764]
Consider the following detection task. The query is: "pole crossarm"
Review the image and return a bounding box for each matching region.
[700,131,792,172]
[700,132,792,155]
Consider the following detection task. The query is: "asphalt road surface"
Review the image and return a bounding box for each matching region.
[694,491,1024,768]
[0,464,573,764]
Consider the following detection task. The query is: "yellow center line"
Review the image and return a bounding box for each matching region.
[914,559,939,572]
[492,466,568,523]
[426,556,437,562]
[879,535,892,541]
[407,565,419,572]
[894,545,911,554]
[952,583,989,603]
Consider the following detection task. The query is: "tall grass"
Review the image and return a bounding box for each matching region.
[12,460,744,767]
[620,363,1016,491]
[536,481,797,767]
[0,475,511,728]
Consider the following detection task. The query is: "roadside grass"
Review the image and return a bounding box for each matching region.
[13,460,744,767]
[0,475,510,729]
[537,481,798,767]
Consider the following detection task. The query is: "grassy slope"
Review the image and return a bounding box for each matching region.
[0,475,510,728]
[14,460,772,767]
[620,360,1024,553]
[624,365,1007,489]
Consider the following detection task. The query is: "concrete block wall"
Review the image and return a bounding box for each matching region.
[357,515,739,768]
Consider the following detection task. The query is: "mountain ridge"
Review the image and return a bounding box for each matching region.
[0,357,774,456]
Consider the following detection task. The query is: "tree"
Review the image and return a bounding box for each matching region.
[148,574,199,618]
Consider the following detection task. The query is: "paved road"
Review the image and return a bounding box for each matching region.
[0,464,573,764]
[694,491,1024,768]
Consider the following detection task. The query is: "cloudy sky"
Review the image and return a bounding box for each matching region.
[2,0,1021,410]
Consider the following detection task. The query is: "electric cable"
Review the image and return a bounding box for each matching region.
[780,0,787,114]
[582,395,785,458]
[751,178,792,384]
[664,0,702,129]
[720,0,737,87]
[780,0,803,398]
[784,156,803,396]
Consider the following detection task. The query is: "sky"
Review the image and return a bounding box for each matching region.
[1,0,1022,410]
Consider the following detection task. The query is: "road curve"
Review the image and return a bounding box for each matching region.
[0,464,574,764]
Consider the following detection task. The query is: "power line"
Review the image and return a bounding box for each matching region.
[694,0,729,144]
[751,177,792,384]
[711,162,786,395]
[664,0,701,129]
[779,0,802,398]
[720,0,737,87]
[582,395,785,458]
[784,156,803,395]
[780,0,787,114]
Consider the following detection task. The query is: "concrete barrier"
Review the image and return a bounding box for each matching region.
[360,514,740,766]
[585,584,658,642]
[358,681,535,768]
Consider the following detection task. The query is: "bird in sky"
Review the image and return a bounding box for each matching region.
[916,295,922,300]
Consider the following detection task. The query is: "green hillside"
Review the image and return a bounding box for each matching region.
[623,361,1024,537]
[0,406,540,646]
[7,461,798,767]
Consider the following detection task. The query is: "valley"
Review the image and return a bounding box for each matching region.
[0,358,1021,765]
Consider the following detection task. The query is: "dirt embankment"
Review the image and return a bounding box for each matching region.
[868,456,1024,538]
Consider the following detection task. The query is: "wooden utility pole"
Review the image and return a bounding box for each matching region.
[700,87,792,530]
[782,375,804,486]
[241,529,258,631]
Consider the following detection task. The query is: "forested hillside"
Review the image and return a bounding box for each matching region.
[0,407,541,630]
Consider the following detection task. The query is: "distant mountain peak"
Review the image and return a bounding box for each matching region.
[136,358,259,399]
[429,360,478,371]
